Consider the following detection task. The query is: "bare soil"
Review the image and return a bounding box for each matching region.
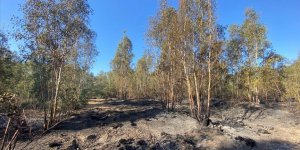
[3,99,300,150]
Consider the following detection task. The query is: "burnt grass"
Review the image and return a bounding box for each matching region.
[52,99,164,131]
[2,99,300,149]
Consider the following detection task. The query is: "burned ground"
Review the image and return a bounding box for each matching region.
[1,99,299,150]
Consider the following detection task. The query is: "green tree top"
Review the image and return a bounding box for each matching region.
[111,34,134,76]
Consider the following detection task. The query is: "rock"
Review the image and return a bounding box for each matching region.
[118,138,137,150]
[130,120,137,126]
[257,129,271,134]
[119,138,134,145]
[112,123,123,129]
[49,141,63,148]
[183,138,195,145]
[221,125,236,133]
[67,139,80,150]
[160,132,169,136]
[87,134,97,140]
[202,118,211,126]
[209,120,221,128]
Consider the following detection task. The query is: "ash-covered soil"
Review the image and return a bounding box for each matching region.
[8,99,300,150]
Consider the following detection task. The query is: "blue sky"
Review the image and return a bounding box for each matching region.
[1,0,299,75]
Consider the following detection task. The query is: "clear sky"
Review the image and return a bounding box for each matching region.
[1,0,299,75]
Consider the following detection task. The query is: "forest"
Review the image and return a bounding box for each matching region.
[0,0,300,149]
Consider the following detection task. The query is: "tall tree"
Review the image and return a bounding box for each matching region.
[149,0,186,110]
[226,25,245,98]
[178,0,196,117]
[111,34,134,99]
[17,0,97,128]
[148,0,222,123]
[241,9,269,104]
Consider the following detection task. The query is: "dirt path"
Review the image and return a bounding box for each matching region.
[14,99,300,150]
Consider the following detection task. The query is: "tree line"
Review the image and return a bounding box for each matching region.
[0,0,299,128]
[91,0,300,124]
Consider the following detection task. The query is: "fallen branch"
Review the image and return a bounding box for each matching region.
[41,117,68,135]
[4,129,19,150]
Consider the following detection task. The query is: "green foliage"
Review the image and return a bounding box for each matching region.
[0,31,14,93]
[11,0,98,127]
[284,57,300,101]
[111,34,134,99]
[133,54,152,98]
[225,8,277,103]
[93,72,116,98]
[0,0,298,130]
[259,52,285,100]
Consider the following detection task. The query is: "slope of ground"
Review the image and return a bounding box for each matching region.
[8,99,300,150]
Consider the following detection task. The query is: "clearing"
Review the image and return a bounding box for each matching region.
[8,99,300,149]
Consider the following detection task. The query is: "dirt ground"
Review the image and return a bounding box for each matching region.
[7,99,300,149]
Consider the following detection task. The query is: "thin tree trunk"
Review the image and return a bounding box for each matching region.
[207,53,211,118]
[40,73,48,130]
[248,73,251,102]
[5,129,19,150]
[236,74,239,98]
[183,64,194,117]
[207,0,213,119]
[255,43,259,104]
[194,72,201,119]
[170,63,175,111]
[43,106,48,130]
[51,63,63,125]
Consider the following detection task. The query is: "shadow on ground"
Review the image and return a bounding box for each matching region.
[52,99,163,131]
[220,139,300,150]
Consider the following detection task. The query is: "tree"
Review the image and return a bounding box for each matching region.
[240,9,269,104]
[0,31,14,93]
[225,9,271,103]
[260,51,285,101]
[149,0,188,110]
[226,25,245,98]
[17,0,97,128]
[148,0,222,123]
[111,34,134,99]
[134,54,152,98]
[177,0,196,117]
[284,56,300,102]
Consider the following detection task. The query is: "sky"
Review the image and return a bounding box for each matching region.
[0,0,299,75]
